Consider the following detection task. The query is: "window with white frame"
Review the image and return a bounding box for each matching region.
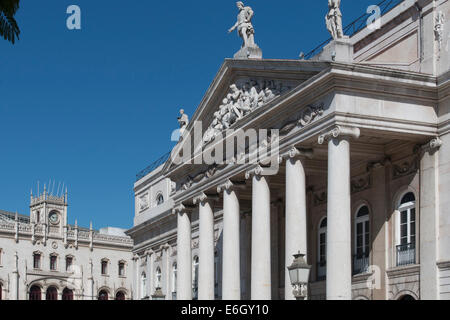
[50,254,57,271]
[396,192,416,266]
[355,206,370,258]
[354,205,370,274]
[155,267,162,289]
[141,272,147,298]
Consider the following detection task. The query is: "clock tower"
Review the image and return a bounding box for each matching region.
[29,184,68,235]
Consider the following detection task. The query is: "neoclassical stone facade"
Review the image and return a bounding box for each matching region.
[128,0,449,300]
[0,189,134,300]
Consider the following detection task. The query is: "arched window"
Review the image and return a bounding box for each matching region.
[29,285,41,300]
[192,256,199,299]
[354,205,370,274]
[101,259,108,275]
[62,288,73,300]
[115,291,126,300]
[156,193,164,206]
[36,211,40,223]
[98,290,109,301]
[155,267,162,288]
[317,218,327,280]
[46,286,58,300]
[141,272,147,298]
[399,294,416,301]
[172,263,177,296]
[396,192,416,266]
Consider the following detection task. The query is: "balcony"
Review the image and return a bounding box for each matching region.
[396,243,416,267]
[353,254,370,275]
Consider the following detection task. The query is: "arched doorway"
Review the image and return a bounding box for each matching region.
[115,291,125,300]
[29,285,42,300]
[399,294,416,301]
[46,286,58,300]
[62,288,74,300]
[98,290,109,300]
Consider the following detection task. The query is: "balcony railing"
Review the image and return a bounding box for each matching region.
[317,261,326,281]
[396,243,416,267]
[353,254,370,275]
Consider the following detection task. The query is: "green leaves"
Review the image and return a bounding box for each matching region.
[0,0,20,44]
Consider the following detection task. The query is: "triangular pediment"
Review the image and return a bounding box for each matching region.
[163,59,329,177]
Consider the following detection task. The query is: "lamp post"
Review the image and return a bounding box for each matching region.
[151,287,166,300]
[287,252,311,300]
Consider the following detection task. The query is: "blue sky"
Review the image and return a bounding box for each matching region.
[0,0,381,229]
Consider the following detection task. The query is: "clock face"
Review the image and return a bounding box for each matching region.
[49,212,59,225]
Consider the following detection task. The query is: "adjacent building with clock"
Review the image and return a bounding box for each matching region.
[0,188,134,300]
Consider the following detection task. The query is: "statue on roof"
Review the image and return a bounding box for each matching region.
[326,0,344,40]
[228,2,262,59]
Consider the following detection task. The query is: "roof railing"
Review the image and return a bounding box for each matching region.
[136,151,172,182]
[304,0,405,60]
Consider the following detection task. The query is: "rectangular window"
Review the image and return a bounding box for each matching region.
[50,256,57,271]
[33,254,41,269]
[66,257,73,272]
[101,261,108,275]
[118,262,125,276]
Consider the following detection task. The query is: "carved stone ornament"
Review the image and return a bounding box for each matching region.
[318,126,361,145]
[280,103,325,136]
[193,193,208,205]
[434,11,445,58]
[393,158,419,180]
[217,180,234,193]
[139,194,149,211]
[351,172,372,194]
[203,79,292,144]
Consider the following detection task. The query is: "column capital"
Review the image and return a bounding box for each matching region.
[281,147,314,161]
[245,165,264,179]
[144,249,154,257]
[193,193,219,205]
[217,179,246,193]
[318,126,360,145]
[172,204,194,215]
[416,137,443,154]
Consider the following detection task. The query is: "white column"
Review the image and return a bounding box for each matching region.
[419,138,442,299]
[246,167,271,300]
[283,148,312,300]
[175,205,192,300]
[194,194,215,300]
[218,180,241,300]
[319,126,360,300]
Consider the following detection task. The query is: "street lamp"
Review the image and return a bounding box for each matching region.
[287,252,311,300]
[151,287,166,300]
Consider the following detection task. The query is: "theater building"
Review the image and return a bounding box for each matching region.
[127,0,449,300]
